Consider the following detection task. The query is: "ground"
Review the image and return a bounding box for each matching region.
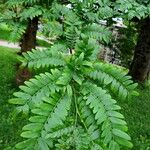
[0,46,150,150]
[0,46,27,149]
[121,87,150,150]
[0,23,150,149]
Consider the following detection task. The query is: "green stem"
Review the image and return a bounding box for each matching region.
[73,85,89,131]
[73,85,78,127]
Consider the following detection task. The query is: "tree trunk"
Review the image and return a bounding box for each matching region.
[16,17,39,85]
[19,16,39,53]
[129,18,150,82]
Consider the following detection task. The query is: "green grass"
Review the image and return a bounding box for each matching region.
[36,38,52,47]
[0,46,149,149]
[121,86,150,150]
[0,24,12,41]
[0,46,26,149]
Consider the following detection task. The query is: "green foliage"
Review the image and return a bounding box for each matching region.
[115,0,150,20]
[0,46,149,150]
[55,12,81,49]
[83,24,112,44]
[9,36,138,149]
[88,62,138,100]
[41,1,112,43]
[1,0,54,43]
[10,23,26,42]
[41,21,63,38]
[21,44,66,69]
[6,0,142,149]
[0,45,145,149]
[19,5,45,21]
[1,1,150,149]
[0,23,51,47]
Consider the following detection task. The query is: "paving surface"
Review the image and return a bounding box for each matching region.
[0,40,46,49]
[0,40,19,49]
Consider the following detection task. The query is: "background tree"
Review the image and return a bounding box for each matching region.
[5,0,54,52]
[2,0,54,84]
[111,23,138,68]
[114,0,150,82]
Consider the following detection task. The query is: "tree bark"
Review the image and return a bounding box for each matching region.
[19,16,39,53]
[129,18,150,82]
[16,17,39,85]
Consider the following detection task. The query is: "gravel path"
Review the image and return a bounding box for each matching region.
[0,40,46,49]
[0,40,19,49]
